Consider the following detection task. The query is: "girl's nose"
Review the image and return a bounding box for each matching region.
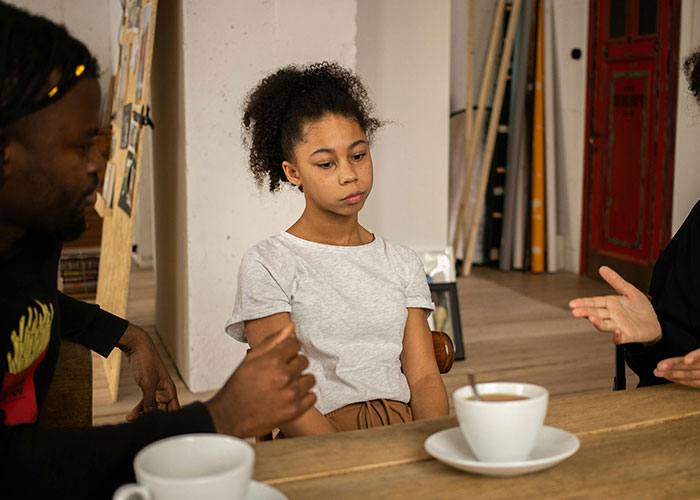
[339,161,358,184]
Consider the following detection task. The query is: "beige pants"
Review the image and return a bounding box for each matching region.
[324,399,413,432]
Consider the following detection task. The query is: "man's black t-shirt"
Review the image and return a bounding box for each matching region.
[0,232,215,498]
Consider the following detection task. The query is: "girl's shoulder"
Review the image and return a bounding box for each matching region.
[240,233,298,272]
[374,235,424,273]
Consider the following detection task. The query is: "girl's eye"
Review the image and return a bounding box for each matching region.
[318,162,334,169]
[352,153,366,161]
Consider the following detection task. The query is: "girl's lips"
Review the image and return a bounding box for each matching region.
[342,192,364,204]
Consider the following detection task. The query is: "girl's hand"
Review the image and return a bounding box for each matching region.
[654,349,700,389]
[569,266,662,345]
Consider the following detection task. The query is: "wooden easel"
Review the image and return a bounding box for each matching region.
[94,0,158,402]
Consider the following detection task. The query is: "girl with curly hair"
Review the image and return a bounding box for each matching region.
[226,62,448,437]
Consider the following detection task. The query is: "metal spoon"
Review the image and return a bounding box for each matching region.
[466,368,482,401]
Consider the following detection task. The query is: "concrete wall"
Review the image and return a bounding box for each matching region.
[357,0,451,252]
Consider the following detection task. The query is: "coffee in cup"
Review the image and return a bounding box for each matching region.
[112,433,254,500]
[453,382,548,462]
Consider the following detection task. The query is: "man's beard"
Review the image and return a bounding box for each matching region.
[53,213,87,241]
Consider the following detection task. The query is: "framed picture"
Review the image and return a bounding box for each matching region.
[118,151,137,216]
[429,282,465,361]
[120,103,132,149]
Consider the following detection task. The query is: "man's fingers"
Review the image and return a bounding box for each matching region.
[656,356,685,371]
[264,335,302,363]
[142,383,158,412]
[569,296,610,310]
[126,400,144,421]
[684,349,700,365]
[296,372,316,394]
[247,323,296,359]
[286,354,310,378]
[599,266,636,297]
[297,391,317,414]
[656,369,700,381]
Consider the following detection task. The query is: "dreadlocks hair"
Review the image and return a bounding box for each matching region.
[241,61,381,192]
[0,1,98,187]
[0,2,99,128]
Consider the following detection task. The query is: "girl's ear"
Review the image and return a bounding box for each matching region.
[282,160,301,187]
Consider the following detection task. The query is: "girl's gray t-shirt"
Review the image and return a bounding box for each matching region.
[225,232,434,415]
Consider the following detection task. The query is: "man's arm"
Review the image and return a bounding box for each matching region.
[1,325,315,498]
[57,293,180,418]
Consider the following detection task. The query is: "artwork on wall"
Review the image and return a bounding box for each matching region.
[118,151,137,217]
[120,103,132,149]
[102,162,117,209]
[128,107,141,153]
[135,2,152,102]
[126,0,141,32]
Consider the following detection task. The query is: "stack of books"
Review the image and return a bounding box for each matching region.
[59,247,100,300]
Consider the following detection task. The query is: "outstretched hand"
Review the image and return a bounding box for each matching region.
[118,324,180,421]
[206,323,316,438]
[654,348,700,389]
[569,266,662,345]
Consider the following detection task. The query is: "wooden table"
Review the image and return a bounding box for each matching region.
[254,385,700,499]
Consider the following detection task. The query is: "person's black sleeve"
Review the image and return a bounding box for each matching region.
[625,201,700,386]
[1,401,215,499]
[57,292,128,356]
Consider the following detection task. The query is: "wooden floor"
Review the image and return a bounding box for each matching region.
[93,265,638,425]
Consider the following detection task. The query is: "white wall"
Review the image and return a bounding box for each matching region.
[673,0,700,232]
[357,0,451,252]
[153,0,357,392]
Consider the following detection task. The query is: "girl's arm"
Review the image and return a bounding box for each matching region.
[401,308,449,419]
[244,312,336,437]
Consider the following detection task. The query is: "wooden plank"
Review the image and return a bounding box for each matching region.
[543,0,557,272]
[272,414,700,499]
[453,0,507,258]
[96,0,159,402]
[500,0,534,271]
[530,0,545,273]
[254,385,700,489]
[463,0,523,275]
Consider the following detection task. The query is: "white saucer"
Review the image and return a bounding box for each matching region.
[246,480,287,500]
[424,426,580,477]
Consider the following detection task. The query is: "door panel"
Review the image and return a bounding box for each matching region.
[581,0,680,291]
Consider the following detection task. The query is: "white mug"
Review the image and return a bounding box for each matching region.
[113,433,254,500]
[453,382,548,462]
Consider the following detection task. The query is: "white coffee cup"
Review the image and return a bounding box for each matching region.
[113,433,254,500]
[453,382,548,462]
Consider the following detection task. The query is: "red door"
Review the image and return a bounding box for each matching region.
[581,0,680,291]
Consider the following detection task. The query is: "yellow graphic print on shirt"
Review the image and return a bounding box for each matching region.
[7,300,54,375]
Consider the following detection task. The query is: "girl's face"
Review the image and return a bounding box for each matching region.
[282,114,373,218]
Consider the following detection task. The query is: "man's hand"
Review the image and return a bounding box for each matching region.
[569,266,662,345]
[654,348,700,388]
[205,323,316,438]
[118,324,180,420]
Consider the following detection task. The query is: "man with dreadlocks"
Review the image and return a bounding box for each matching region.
[0,3,315,498]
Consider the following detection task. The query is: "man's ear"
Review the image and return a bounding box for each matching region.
[282,160,301,187]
